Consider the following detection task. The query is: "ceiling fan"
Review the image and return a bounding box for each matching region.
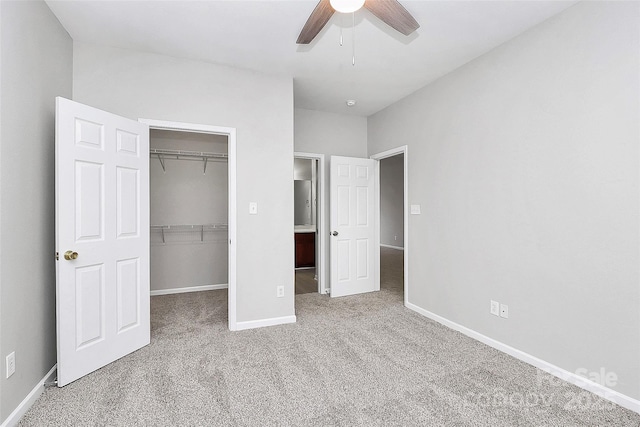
[297,0,420,44]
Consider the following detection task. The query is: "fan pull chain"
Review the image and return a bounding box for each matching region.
[339,14,344,46]
[352,12,356,66]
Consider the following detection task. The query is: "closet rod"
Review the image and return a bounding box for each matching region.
[150,148,228,173]
[151,223,228,244]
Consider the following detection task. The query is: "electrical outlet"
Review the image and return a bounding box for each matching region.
[500,304,509,318]
[6,352,15,378]
[276,286,284,298]
[394,235,397,241]
[490,300,500,316]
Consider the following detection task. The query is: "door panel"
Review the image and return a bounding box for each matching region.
[116,258,140,332]
[75,161,104,241]
[56,97,149,387]
[356,239,369,279]
[75,119,104,149]
[75,264,105,349]
[116,129,140,155]
[330,156,379,297]
[116,167,139,237]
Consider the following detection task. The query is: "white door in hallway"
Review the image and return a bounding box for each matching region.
[330,156,379,297]
[55,97,150,386]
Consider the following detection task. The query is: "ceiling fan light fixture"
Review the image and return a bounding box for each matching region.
[330,0,365,14]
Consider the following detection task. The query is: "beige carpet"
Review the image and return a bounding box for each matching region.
[19,247,640,426]
[380,246,404,296]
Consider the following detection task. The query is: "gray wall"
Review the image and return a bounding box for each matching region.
[0,1,72,422]
[368,1,640,399]
[150,130,228,292]
[73,42,295,323]
[380,154,404,248]
[294,108,367,291]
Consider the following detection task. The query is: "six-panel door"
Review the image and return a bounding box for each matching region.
[330,156,379,297]
[56,97,150,386]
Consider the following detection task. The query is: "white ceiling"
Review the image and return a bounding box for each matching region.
[46,0,577,116]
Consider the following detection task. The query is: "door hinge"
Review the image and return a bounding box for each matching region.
[55,251,59,261]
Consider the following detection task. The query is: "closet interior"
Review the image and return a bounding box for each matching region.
[149,129,229,295]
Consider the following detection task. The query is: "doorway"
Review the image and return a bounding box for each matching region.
[293,153,326,295]
[140,119,238,329]
[372,146,408,305]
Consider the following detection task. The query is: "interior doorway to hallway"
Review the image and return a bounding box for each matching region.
[372,146,408,305]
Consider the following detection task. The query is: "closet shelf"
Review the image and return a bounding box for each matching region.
[150,148,228,173]
[151,223,228,244]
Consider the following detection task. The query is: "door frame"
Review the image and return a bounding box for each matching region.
[139,119,238,330]
[371,146,409,306]
[294,152,326,294]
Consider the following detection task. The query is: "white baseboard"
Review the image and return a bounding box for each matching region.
[380,244,404,251]
[1,364,57,427]
[150,283,228,296]
[235,315,296,331]
[405,302,640,415]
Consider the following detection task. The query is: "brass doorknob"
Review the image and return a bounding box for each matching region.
[64,250,79,261]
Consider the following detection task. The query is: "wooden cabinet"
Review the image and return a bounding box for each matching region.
[295,232,316,268]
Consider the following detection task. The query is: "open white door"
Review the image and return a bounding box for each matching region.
[55,97,150,387]
[330,156,379,297]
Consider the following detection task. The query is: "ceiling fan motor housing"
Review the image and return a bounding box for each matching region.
[330,0,366,13]
[297,0,420,45]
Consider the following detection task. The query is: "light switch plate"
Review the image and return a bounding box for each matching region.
[249,202,258,215]
[410,204,421,215]
[6,352,15,378]
[490,300,500,316]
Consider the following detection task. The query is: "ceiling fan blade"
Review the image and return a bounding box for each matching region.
[364,0,419,36]
[297,0,335,44]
